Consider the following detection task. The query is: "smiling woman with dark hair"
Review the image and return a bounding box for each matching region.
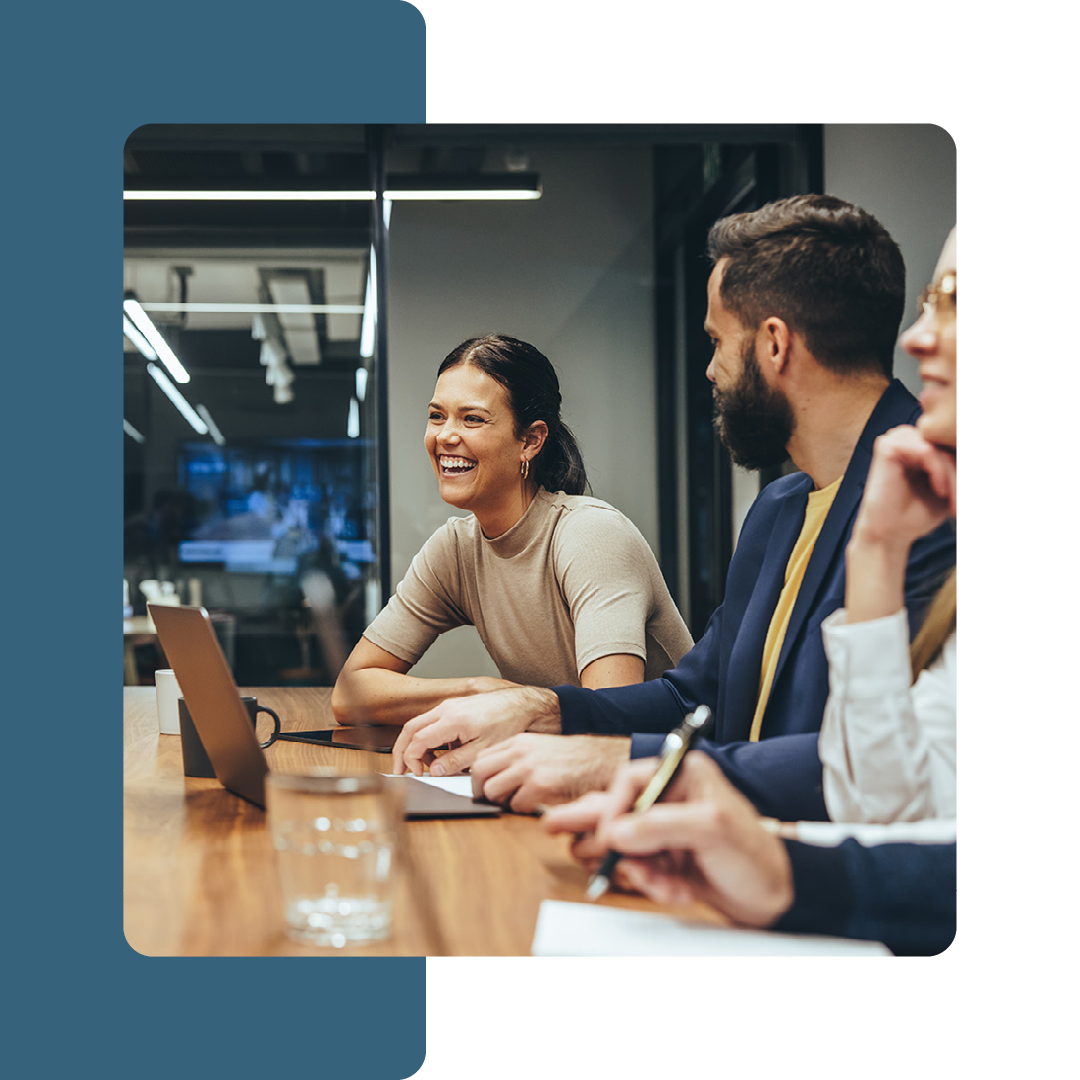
[331,334,692,727]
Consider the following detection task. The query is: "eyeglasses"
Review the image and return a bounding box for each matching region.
[918,272,956,318]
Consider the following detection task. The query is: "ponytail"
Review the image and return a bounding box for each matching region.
[538,418,589,496]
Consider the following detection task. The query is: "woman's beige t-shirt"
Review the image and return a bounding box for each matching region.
[364,488,693,687]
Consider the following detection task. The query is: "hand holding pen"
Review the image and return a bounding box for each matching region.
[542,731,794,926]
[583,705,710,900]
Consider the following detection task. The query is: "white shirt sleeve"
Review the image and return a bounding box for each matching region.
[818,608,956,823]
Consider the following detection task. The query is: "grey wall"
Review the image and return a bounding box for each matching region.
[385,144,655,677]
[824,123,957,393]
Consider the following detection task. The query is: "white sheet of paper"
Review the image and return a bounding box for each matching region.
[382,773,474,798]
[531,900,890,957]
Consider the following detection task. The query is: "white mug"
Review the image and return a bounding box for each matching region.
[155,669,182,735]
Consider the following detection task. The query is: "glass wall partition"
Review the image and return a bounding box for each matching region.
[123,125,384,686]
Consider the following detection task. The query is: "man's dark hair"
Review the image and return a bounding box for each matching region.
[706,194,905,377]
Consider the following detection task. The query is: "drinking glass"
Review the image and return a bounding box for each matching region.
[267,772,403,947]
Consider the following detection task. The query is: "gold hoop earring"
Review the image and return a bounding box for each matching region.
[520,459,529,481]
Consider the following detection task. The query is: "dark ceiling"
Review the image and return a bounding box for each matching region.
[123,123,808,245]
[124,124,372,249]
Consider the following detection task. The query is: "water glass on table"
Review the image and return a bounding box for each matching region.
[266,772,403,948]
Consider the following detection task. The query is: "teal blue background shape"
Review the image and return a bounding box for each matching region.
[6,3,426,1077]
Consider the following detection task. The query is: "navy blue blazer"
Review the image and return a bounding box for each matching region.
[774,839,957,955]
[555,380,957,821]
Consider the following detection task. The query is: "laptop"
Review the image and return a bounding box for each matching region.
[148,604,500,817]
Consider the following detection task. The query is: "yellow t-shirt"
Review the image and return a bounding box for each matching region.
[748,475,843,742]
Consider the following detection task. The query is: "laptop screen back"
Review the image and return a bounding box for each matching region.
[149,604,269,808]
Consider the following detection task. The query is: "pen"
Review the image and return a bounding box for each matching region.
[585,704,711,901]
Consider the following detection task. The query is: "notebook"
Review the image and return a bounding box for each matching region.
[148,604,500,817]
[531,900,890,956]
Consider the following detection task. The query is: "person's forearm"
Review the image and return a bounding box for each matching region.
[518,686,563,734]
[844,530,911,625]
[331,669,514,726]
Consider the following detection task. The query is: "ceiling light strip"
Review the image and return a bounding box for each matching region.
[384,189,540,200]
[124,188,540,201]
[124,300,191,383]
[141,303,365,315]
[359,246,377,359]
[124,190,377,201]
[147,363,208,434]
[196,405,226,446]
[123,314,157,359]
[123,419,146,443]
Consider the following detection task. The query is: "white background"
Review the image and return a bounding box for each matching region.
[404,2,1076,1077]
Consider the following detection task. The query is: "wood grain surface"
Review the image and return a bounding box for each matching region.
[124,686,725,956]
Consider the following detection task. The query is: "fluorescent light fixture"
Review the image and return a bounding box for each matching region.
[355,367,369,401]
[384,187,540,200]
[196,404,226,446]
[384,173,541,201]
[123,189,542,201]
[123,314,157,359]
[359,247,377,359]
[347,397,360,439]
[141,303,365,315]
[124,299,191,383]
[356,201,390,360]
[147,362,207,434]
[123,419,145,443]
[123,174,542,202]
[124,190,376,201]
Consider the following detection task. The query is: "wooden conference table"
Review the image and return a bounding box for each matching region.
[124,686,726,956]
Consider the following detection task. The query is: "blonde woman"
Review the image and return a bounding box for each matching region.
[817,229,957,822]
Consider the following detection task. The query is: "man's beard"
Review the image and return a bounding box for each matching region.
[712,340,794,470]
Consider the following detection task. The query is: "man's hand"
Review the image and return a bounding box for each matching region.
[470,733,631,813]
[543,752,794,928]
[391,685,561,777]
